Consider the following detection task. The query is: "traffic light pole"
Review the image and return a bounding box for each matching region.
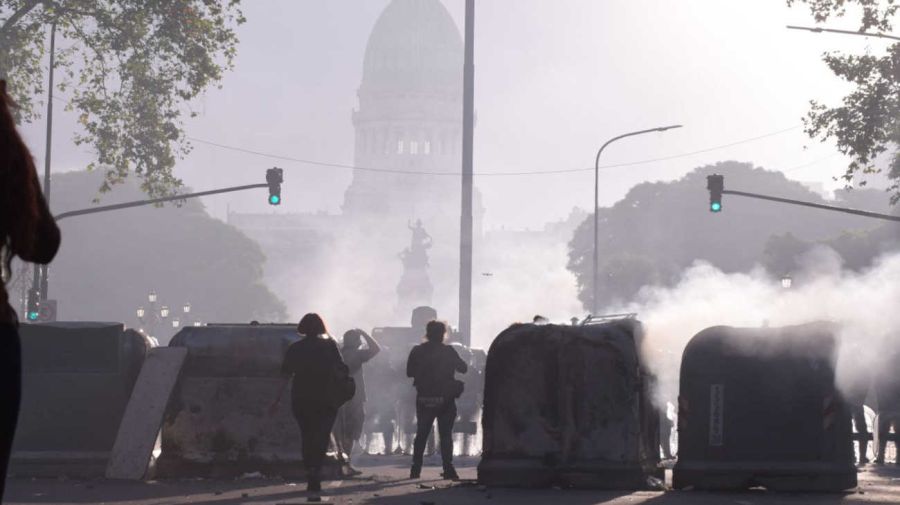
[722,189,900,223]
[53,183,268,222]
[28,182,270,317]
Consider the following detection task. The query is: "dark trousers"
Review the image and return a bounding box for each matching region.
[412,397,456,469]
[0,324,21,502]
[292,401,338,475]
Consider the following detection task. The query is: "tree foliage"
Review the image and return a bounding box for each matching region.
[0,0,244,197]
[788,0,900,204]
[567,161,895,310]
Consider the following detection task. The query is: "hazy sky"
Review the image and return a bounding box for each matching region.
[20,0,894,229]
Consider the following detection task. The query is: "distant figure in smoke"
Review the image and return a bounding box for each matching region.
[874,351,900,465]
[333,328,381,468]
[0,80,61,501]
[406,320,467,480]
[844,370,872,464]
[533,315,549,325]
[271,313,352,493]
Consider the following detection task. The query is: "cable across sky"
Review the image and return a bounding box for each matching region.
[187,124,807,178]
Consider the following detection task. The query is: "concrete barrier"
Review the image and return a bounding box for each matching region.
[156,324,347,478]
[12,322,152,477]
[478,319,661,489]
[673,323,856,491]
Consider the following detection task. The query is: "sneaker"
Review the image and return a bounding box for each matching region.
[442,466,460,480]
[410,465,421,479]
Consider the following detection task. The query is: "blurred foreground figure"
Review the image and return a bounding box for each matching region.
[334,328,381,468]
[406,320,467,480]
[0,81,61,500]
[271,314,352,493]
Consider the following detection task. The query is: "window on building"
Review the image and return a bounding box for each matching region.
[424,141,431,155]
[397,140,404,154]
[410,141,419,155]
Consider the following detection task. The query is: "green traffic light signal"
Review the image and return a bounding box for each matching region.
[707,174,724,213]
[266,167,283,206]
[27,311,38,321]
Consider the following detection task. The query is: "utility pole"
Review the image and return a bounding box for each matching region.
[459,0,475,347]
[32,22,56,303]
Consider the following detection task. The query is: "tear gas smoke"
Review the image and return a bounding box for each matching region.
[615,247,900,407]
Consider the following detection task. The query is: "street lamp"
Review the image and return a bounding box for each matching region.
[148,291,157,303]
[172,318,180,328]
[136,307,146,319]
[183,303,191,314]
[592,125,683,314]
[160,305,170,318]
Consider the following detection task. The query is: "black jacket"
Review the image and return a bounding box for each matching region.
[282,335,348,405]
[406,341,467,398]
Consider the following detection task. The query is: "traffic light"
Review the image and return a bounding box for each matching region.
[266,167,283,205]
[26,289,39,321]
[707,174,724,213]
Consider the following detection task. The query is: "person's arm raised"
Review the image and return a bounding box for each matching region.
[360,329,382,361]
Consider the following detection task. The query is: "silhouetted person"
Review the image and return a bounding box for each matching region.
[271,313,350,493]
[406,320,467,480]
[874,352,900,465]
[0,80,61,501]
[845,372,872,464]
[334,328,381,468]
[533,315,549,325]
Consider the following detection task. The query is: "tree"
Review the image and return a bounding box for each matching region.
[788,0,900,204]
[567,161,893,310]
[0,1,244,197]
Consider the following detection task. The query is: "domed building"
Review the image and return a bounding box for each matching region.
[231,0,481,328]
[343,0,465,219]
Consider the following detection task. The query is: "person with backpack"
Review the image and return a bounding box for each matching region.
[406,320,467,480]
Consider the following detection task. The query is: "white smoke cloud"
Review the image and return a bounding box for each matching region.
[618,248,900,407]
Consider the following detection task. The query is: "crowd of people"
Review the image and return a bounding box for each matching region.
[270,313,470,492]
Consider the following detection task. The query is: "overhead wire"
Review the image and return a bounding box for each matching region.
[186,125,805,177]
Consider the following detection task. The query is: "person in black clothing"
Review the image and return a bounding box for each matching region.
[406,320,467,480]
[0,80,62,501]
[271,313,350,493]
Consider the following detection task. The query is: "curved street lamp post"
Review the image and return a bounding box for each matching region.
[592,125,683,314]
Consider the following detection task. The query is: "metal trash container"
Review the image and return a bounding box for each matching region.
[157,324,346,478]
[478,317,660,489]
[12,322,152,477]
[673,323,856,491]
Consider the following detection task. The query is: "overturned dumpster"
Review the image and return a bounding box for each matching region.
[673,323,856,491]
[12,322,152,477]
[478,318,661,489]
[157,324,346,478]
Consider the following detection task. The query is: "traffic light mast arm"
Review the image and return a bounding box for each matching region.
[54,183,268,222]
[722,189,900,223]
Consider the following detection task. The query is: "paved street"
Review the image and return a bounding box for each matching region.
[5,456,900,505]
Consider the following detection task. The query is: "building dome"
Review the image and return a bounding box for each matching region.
[360,0,463,97]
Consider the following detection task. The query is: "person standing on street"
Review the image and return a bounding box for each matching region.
[333,328,381,468]
[271,313,352,493]
[406,320,467,480]
[0,80,62,502]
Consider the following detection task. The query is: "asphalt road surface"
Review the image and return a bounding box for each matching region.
[5,456,900,505]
